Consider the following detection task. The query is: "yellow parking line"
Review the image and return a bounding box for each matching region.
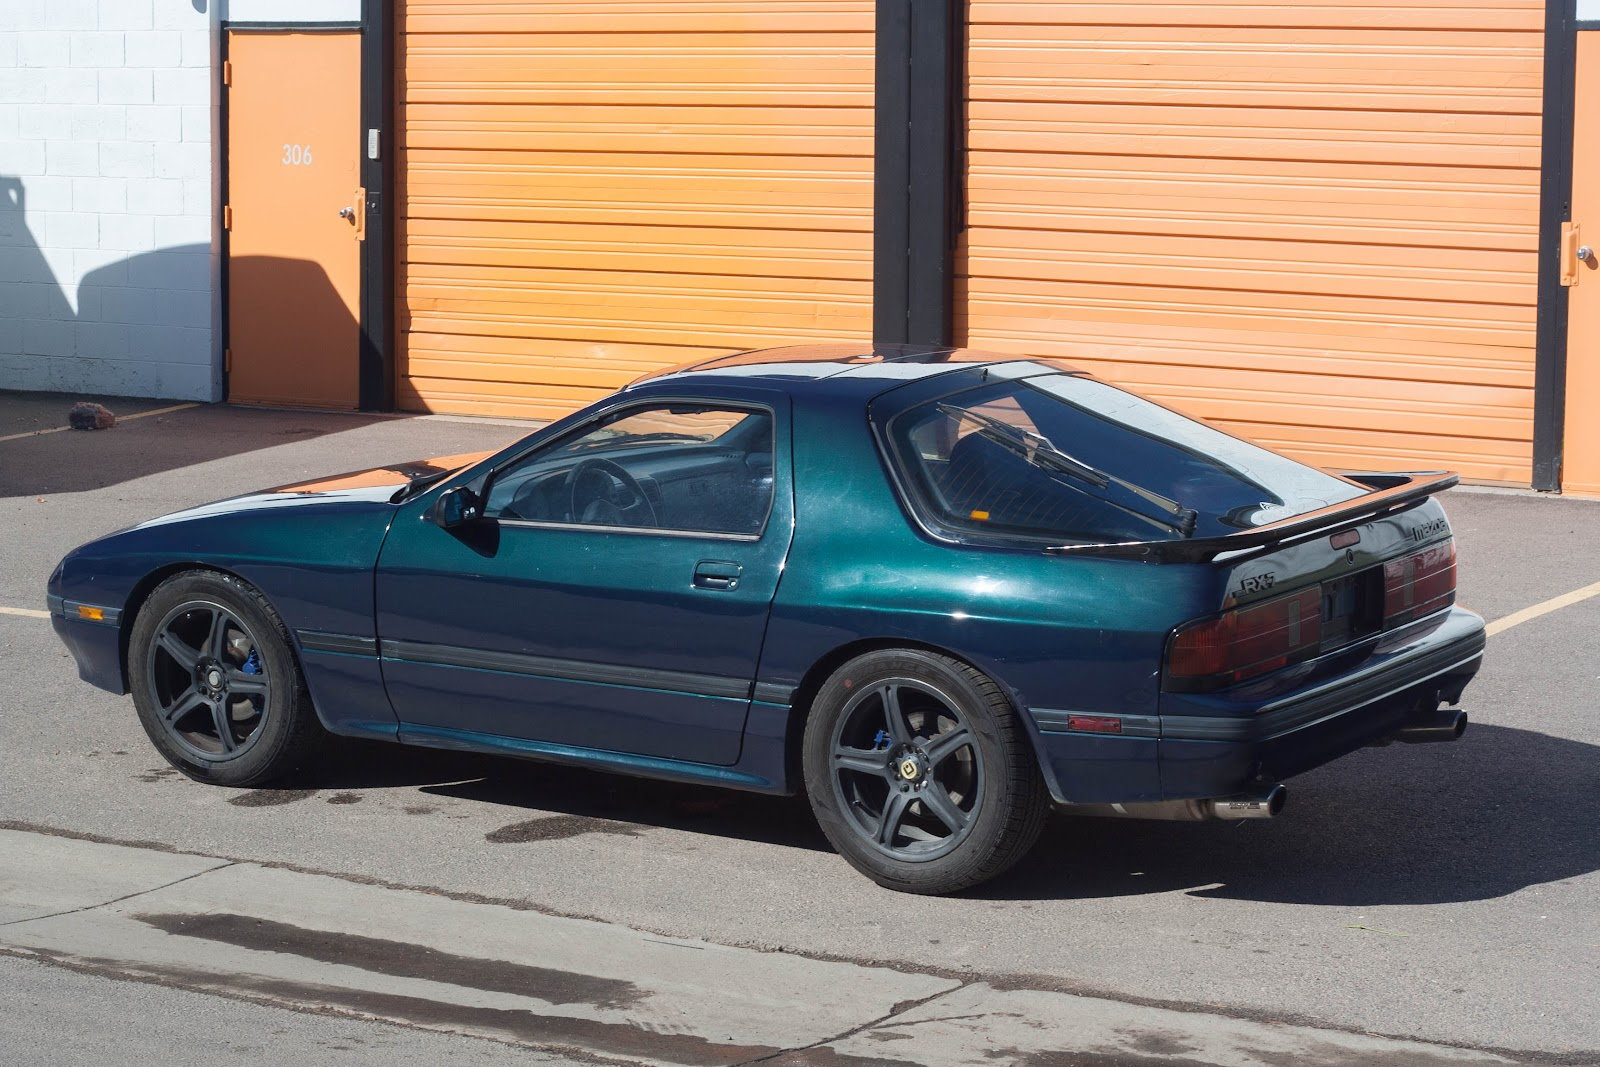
[1485,579,1600,637]
[0,606,51,619]
[0,402,198,445]
[120,402,198,422]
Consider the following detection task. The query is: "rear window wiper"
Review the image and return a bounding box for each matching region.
[939,404,1198,538]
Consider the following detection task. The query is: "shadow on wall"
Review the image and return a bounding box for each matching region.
[0,174,398,496]
[1,175,215,399]
[1,174,358,405]
[0,176,76,361]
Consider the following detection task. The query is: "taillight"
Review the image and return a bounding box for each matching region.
[1383,540,1456,625]
[1166,586,1322,692]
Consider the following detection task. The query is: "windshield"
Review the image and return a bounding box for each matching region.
[882,374,1365,544]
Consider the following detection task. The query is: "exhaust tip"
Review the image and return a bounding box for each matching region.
[1206,784,1286,820]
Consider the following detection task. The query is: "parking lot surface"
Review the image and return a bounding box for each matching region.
[1,402,1596,1064]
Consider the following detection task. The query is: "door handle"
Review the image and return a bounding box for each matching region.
[693,560,742,591]
[344,188,366,241]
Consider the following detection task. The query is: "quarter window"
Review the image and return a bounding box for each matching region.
[484,404,775,536]
[882,374,1364,544]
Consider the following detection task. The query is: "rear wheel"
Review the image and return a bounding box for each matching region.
[129,570,322,786]
[802,649,1049,894]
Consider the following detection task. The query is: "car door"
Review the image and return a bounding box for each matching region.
[374,393,793,766]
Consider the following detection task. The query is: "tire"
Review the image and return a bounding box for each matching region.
[802,649,1049,894]
[128,570,323,787]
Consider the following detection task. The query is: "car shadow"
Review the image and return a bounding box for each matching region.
[984,723,1600,906]
[295,722,1597,902]
[299,740,831,853]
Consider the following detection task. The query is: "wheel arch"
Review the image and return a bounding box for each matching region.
[118,561,263,691]
[780,637,1053,794]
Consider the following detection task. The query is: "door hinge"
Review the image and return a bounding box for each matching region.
[222,205,232,230]
[1561,221,1581,287]
[222,59,232,86]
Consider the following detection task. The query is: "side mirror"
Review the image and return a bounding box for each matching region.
[431,486,483,529]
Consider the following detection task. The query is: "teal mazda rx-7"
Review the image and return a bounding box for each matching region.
[48,344,1483,894]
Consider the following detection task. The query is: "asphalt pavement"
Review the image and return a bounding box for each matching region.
[1,400,1596,1065]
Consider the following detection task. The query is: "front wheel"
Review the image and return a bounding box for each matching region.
[802,649,1049,894]
[129,570,323,787]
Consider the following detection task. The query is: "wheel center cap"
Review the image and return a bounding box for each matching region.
[205,668,224,689]
[898,757,922,781]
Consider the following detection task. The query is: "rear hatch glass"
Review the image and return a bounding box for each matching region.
[881,373,1367,545]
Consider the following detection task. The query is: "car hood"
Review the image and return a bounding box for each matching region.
[127,451,493,529]
[266,451,494,496]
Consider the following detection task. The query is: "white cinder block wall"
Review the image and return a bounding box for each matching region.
[0,0,219,402]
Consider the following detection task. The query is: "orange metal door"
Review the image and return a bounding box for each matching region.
[961,1,1545,484]
[396,2,874,420]
[227,31,362,409]
[1562,33,1600,495]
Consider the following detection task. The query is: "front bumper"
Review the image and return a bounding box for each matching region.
[48,594,128,694]
[1157,606,1485,800]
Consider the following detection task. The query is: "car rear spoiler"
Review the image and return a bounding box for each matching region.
[1044,471,1459,563]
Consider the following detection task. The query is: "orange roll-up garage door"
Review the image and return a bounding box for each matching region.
[962,1,1545,484]
[398,1,873,420]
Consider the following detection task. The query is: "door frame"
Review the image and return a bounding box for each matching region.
[1533,0,1583,490]
[358,0,394,411]
[218,10,390,410]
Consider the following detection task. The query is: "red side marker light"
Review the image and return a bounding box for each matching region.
[1067,715,1123,734]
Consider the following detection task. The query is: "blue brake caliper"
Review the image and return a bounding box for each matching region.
[241,649,262,675]
[873,729,891,750]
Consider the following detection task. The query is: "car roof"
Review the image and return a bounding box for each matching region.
[625,343,1083,396]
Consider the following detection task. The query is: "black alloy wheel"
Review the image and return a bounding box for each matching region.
[129,570,322,786]
[803,649,1049,894]
[147,600,271,761]
[828,678,982,861]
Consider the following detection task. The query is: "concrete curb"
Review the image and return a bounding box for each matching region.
[0,828,1522,1066]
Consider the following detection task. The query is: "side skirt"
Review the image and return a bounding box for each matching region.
[395,709,796,797]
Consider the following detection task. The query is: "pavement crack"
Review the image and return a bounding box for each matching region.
[729,980,970,1067]
[868,1011,995,1031]
[0,860,237,929]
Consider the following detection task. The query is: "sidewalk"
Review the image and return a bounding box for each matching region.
[0,827,1519,1067]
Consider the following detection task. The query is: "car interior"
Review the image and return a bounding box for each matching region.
[485,407,775,536]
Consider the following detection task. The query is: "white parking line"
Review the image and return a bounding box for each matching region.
[0,403,198,445]
[0,607,51,619]
[1485,579,1600,637]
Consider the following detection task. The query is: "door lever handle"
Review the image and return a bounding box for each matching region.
[693,560,743,591]
[338,206,356,220]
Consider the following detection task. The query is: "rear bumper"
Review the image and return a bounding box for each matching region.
[1157,606,1484,801]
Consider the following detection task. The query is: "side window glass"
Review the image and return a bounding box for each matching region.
[483,404,775,536]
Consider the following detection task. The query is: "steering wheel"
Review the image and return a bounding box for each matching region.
[568,458,659,527]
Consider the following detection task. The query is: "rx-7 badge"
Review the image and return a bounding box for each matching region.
[1238,572,1278,594]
